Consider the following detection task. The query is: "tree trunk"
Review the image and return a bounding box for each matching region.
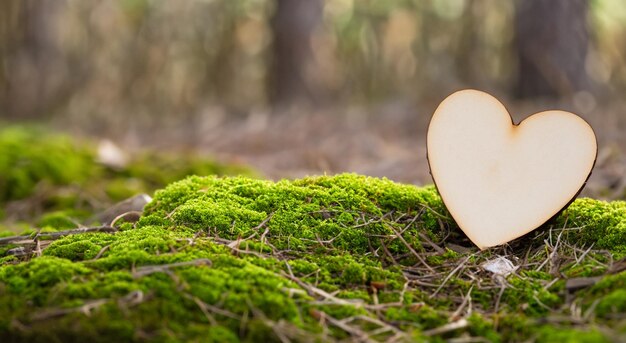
[514,0,590,99]
[0,0,66,119]
[269,0,322,107]
[0,0,24,118]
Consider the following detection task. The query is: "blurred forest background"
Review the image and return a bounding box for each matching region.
[1,0,626,195]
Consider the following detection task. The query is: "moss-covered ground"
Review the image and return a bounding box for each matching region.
[0,126,253,228]
[1,127,626,342]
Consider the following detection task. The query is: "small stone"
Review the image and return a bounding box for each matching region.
[565,277,601,292]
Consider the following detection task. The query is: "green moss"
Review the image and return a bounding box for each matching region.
[501,276,561,316]
[1,173,626,341]
[426,248,460,265]
[466,313,500,342]
[104,178,148,201]
[0,256,92,308]
[0,126,255,218]
[384,304,448,329]
[575,270,626,321]
[533,326,611,343]
[1,242,314,341]
[43,232,118,261]
[595,288,626,318]
[559,198,626,253]
[0,126,97,202]
[147,174,448,258]
[0,174,446,341]
[37,210,88,230]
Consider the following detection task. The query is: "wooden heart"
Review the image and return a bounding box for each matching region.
[427,90,597,249]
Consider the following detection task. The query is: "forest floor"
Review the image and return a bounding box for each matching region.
[60,98,626,200]
[1,110,626,341]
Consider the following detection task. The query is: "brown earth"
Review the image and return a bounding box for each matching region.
[65,97,626,200]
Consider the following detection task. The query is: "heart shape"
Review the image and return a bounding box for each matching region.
[427,90,597,249]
